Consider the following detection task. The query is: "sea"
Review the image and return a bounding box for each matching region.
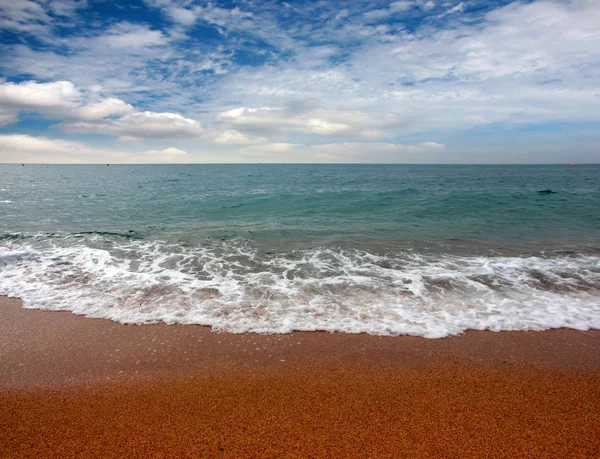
[0,164,599,338]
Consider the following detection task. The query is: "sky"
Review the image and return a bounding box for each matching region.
[0,0,599,164]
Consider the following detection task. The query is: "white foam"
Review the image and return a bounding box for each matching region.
[0,200,12,203]
[0,236,599,338]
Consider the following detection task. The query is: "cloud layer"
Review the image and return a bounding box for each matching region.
[1,0,599,163]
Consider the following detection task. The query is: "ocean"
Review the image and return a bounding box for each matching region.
[0,163,599,338]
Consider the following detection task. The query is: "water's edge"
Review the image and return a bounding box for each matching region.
[1,233,599,338]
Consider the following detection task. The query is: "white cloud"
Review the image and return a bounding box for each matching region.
[99,22,167,49]
[334,9,349,21]
[0,80,138,126]
[0,0,87,35]
[166,6,198,25]
[390,1,414,12]
[363,0,417,21]
[131,146,190,163]
[363,9,391,21]
[0,109,17,127]
[144,1,254,33]
[49,0,88,17]
[0,79,202,140]
[211,130,268,145]
[60,111,203,139]
[75,98,133,121]
[0,0,52,32]
[0,134,194,163]
[0,80,79,109]
[446,2,464,15]
[0,134,82,154]
[197,4,253,30]
[161,147,187,155]
[218,105,405,138]
[0,134,94,162]
[0,80,81,126]
[239,141,445,162]
[240,142,298,158]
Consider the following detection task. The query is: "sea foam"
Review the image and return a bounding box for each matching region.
[1,234,599,338]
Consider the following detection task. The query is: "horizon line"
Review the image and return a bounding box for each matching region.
[1,162,597,166]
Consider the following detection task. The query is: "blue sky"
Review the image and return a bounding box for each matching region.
[0,0,599,163]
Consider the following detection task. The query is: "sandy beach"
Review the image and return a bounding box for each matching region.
[1,295,600,458]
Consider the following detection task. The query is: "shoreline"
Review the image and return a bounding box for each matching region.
[3,295,600,388]
[2,295,600,457]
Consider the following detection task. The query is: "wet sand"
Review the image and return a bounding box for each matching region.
[1,295,600,457]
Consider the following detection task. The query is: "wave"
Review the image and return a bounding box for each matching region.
[74,230,140,239]
[0,230,140,241]
[0,234,599,338]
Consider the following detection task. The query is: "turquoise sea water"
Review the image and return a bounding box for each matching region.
[1,164,599,337]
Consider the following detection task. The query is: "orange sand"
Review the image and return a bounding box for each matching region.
[1,296,600,458]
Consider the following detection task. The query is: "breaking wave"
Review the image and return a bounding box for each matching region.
[1,233,599,338]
